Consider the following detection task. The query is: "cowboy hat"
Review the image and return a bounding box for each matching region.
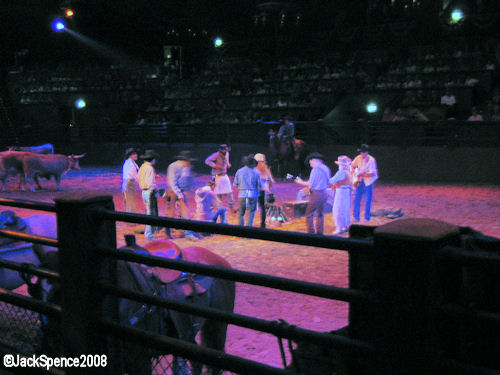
[305,152,326,165]
[335,155,352,166]
[357,144,370,153]
[218,144,231,152]
[254,153,266,162]
[174,150,197,162]
[124,147,138,159]
[140,149,160,160]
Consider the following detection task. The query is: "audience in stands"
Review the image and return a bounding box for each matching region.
[9,41,498,127]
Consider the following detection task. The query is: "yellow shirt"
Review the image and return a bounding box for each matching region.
[138,162,156,190]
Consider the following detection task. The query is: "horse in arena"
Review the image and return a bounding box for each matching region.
[269,131,308,179]
[115,237,236,375]
[0,212,56,290]
[0,213,234,375]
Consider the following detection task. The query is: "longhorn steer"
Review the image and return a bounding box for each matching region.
[23,153,85,191]
[0,151,42,191]
[8,143,55,154]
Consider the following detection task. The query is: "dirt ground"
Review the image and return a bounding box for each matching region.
[1,166,500,369]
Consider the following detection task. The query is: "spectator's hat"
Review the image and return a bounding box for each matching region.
[357,144,370,153]
[140,149,160,160]
[254,153,266,162]
[305,152,326,165]
[218,144,231,152]
[174,150,197,162]
[124,147,138,159]
[335,155,352,167]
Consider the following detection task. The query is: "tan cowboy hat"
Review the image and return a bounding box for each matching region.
[174,150,197,162]
[140,149,160,160]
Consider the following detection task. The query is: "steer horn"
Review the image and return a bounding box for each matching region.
[70,153,86,159]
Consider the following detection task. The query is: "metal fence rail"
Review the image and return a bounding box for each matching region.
[95,207,374,253]
[0,258,58,281]
[0,198,56,212]
[0,229,58,248]
[99,247,371,303]
[0,288,61,319]
[100,319,290,375]
[440,245,500,269]
[441,359,500,375]
[99,282,373,354]
[440,303,500,328]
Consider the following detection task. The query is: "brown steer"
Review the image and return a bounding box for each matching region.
[23,153,85,191]
[0,151,41,191]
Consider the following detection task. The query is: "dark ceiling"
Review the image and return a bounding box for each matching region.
[1,0,499,69]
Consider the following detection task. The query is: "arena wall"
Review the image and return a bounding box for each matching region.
[58,143,500,184]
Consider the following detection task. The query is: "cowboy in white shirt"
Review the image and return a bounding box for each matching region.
[351,144,378,222]
[122,147,139,213]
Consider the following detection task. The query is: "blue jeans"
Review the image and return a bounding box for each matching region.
[142,190,157,239]
[238,197,257,226]
[212,207,227,224]
[353,181,373,222]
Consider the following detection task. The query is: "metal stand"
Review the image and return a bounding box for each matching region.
[265,204,289,225]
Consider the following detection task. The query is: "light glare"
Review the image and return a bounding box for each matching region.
[52,19,66,32]
[214,37,223,48]
[75,99,86,109]
[367,103,378,113]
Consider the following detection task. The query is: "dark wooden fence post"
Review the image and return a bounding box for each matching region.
[349,218,461,375]
[54,192,118,373]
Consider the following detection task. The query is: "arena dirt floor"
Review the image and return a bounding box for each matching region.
[2,166,500,371]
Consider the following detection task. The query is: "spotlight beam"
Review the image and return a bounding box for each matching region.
[62,28,148,66]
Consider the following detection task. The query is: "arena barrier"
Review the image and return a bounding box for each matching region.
[0,192,499,374]
[14,120,500,149]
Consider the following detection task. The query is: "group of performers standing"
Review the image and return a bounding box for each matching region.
[295,144,378,235]
[121,143,377,238]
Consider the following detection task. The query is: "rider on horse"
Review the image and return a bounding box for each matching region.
[277,118,296,156]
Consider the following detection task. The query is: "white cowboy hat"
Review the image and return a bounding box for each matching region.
[335,155,352,166]
[254,153,266,162]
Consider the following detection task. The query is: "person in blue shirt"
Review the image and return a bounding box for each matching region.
[295,152,331,234]
[233,155,262,227]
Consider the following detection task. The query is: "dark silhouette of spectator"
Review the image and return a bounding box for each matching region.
[467,107,484,121]
[441,88,457,119]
